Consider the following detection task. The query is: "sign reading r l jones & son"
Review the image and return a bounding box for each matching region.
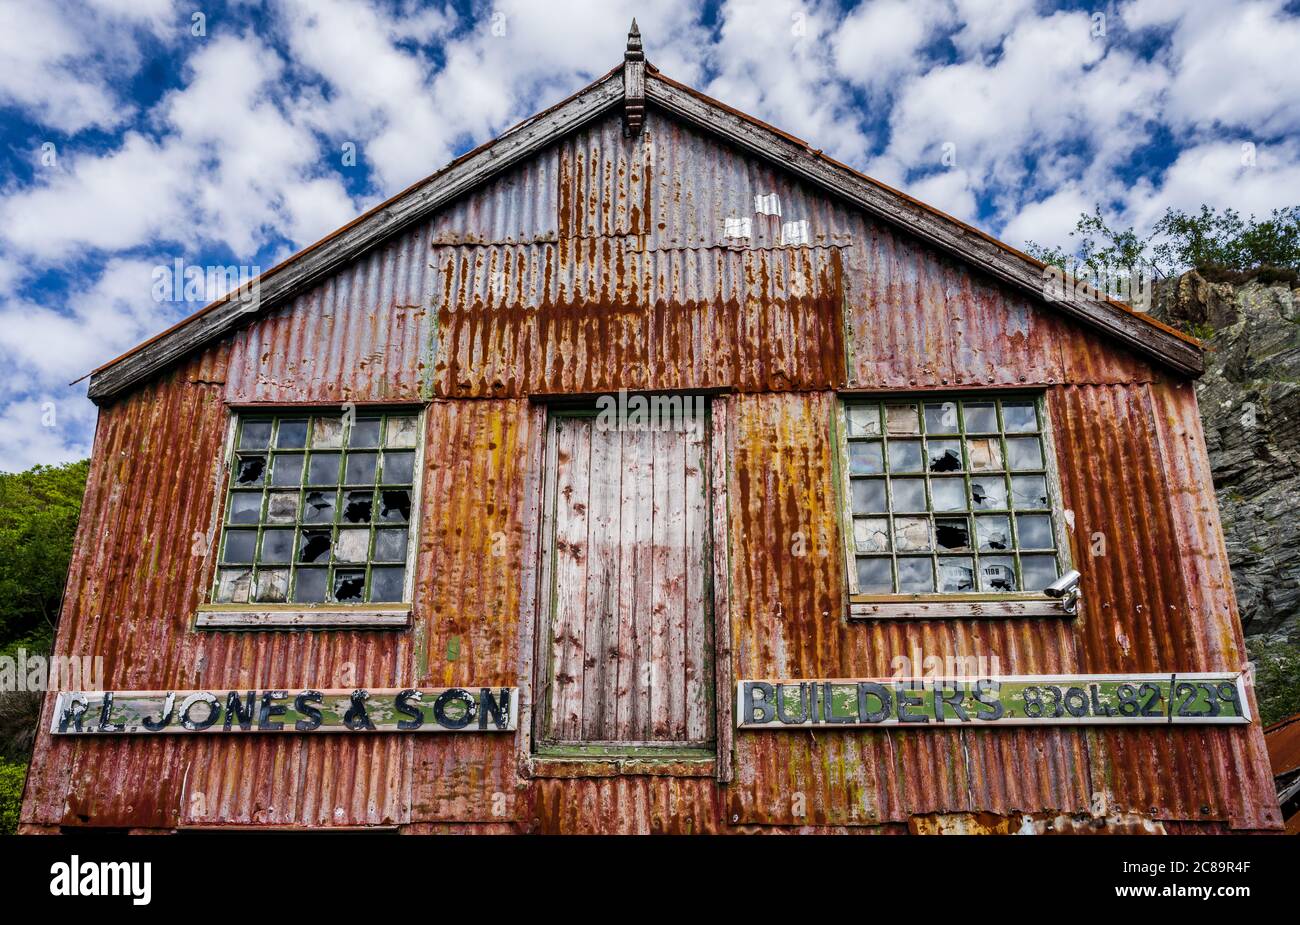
[51,687,518,735]
[737,674,1251,728]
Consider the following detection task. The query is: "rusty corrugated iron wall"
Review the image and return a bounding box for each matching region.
[23,106,1280,833]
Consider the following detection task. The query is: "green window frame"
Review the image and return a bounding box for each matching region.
[210,409,422,608]
[836,394,1071,600]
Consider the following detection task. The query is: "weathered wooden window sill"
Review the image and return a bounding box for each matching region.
[849,595,1072,620]
[195,605,411,630]
[527,755,717,779]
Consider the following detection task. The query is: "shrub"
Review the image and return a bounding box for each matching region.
[0,760,27,835]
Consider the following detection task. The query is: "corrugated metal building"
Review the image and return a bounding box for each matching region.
[21,26,1281,834]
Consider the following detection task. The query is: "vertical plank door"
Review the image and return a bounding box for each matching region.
[540,408,714,751]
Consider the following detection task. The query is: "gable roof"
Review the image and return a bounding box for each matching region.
[86,58,1202,403]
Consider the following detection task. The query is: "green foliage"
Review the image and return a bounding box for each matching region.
[0,460,89,647]
[0,689,42,762]
[0,759,26,835]
[1248,637,1300,727]
[1025,204,1300,278]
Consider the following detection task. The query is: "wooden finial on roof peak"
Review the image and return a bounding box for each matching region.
[627,18,643,58]
[623,18,645,136]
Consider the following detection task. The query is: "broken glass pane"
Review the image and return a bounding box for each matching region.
[856,556,893,592]
[293,568,328,603]
[970,476,1008,509]
[966,437,1003,471]
[1001,401,1037,433]
[893,517,931,552]
[303,490,336,524]
[1011,475,1049,508]
[228,491,262,524]
[846,404,881,436]
[938,557,975,592]
[342,490,373,524]
[980,556,1017,592]
[260,529,294,564]
[369,567,405,602]
[851,479,887,514]
[934,518,971,550]
[849,440,884,474]
[333,570,366,602]
[926,439,962,472]
[216,568,252,603]
[888,439,923,473]
[385,415,419,448]
[924,402,959,435]
[349,418,381,448]
[344,451,377,485]
[1016,513,1054,549]
[254,568,288,603]
[336,528,370,563]
[298,529,331,563]
[379,490,411,523]
[1021,555,1058,591]
[890,478,926,512]
[235,455,266,485]
[930,477,966,512]
[276,419,308,449]
[1006,436,1043,470]
[897,558,934,593]
[239,420,272,450]
[976,515,1011,551]
[222,530,256,563]
[266,491,299,524]
[381,450,415,484]
[374,528,409,561]
[270,454,304,487]
[307,452,341,485]
[885,403,920,435]
[852,517,889,554]
[311,416,344,449]
[963,402,997,432]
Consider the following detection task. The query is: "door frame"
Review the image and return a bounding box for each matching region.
[515,396,734,779]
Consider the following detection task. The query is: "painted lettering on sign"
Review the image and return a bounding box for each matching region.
[51,687,518,734]
[736,674,1251,728]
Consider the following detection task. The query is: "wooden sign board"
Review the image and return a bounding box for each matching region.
[736,674,1251,728]
[51,687,518,735]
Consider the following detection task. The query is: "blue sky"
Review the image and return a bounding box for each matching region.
[1,0,1298,471]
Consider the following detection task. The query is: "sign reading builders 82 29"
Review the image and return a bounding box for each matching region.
[737,674,1252,728]
[51,687,518,735]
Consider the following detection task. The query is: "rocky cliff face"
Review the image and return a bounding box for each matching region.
[1151,270,1300,645]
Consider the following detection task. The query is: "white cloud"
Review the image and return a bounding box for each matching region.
[1126,140,1300,231]
[0,0,132,133]
[834,0,953,92]
[999,140,1300,253]
[0,254,192,469]
[706,0,872,161]
[949,0,1037,55]
[2,0,1299,470]
[1127,0,1300,137]
[905,167,980,223]
[0,134,192,261]
[277,0,458,191]
[999,186,1097,251]
[0,33,359,263]
[0,258,185,393]
[882,10,1169,221]
[0,397,96,472]
[279,0,710,191]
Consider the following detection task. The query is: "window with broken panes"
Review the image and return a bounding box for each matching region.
[843,396,1062,595]
[213,411,420,605]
